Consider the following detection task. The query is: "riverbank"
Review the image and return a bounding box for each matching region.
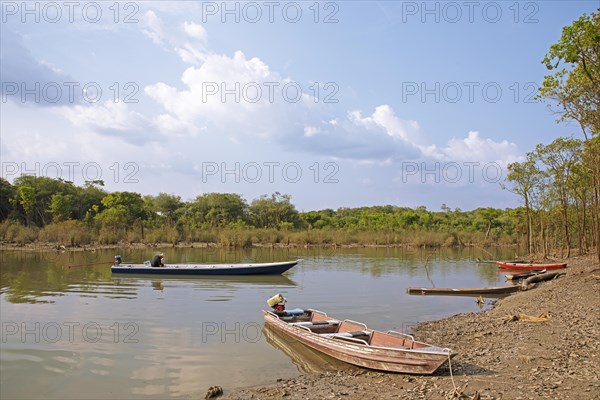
[223,254,600,400]
[0,240,519,252]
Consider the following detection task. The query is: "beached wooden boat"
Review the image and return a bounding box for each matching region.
[263,308,455,374]
[496,261,566,270]
[406,285,521,296]
[112,260,301,275]
[504,270,546,281]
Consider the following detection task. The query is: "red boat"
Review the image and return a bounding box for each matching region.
[496,261,567,270]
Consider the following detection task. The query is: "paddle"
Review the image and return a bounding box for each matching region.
[66,260,114,269]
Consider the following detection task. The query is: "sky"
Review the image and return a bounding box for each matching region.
[1,1,598,212]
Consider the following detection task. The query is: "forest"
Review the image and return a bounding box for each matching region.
[1,11,598,259]
[0,176,523,248]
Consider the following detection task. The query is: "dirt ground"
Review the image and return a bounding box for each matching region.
[223,255,600,400]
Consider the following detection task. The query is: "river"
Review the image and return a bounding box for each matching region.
[0,246,517,399]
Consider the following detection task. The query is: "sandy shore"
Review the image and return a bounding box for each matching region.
[223,254,600,400]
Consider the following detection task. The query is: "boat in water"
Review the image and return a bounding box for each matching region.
[112,258,301,275]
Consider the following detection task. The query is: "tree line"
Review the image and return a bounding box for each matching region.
[0,175,521,247]
[504,11,599,260]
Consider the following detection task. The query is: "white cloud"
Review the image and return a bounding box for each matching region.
[63,101,146,131]
[347,105,420,142]
[421,131,522,166]
[183,22,207,43]
[141,11,165,45]
[303,126,321,137]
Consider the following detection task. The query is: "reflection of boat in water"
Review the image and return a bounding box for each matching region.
[263,324,354,374]
[112,273,297,287]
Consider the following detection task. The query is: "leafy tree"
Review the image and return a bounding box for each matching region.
[95,192,146,234]
[536,137,583,257]
[540,11,599,138]
[48,193,75,222]
[503,153,543,253]
[187,193,248,228]
[248,192,299,229]
[16,186,36,226]
[0,178,15,221]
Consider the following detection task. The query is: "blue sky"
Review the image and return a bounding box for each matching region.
[1,1,598,211]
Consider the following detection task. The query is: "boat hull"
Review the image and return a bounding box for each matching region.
[406,285,520,296]
[263,310,454,374]
[111,260,301,275]
[496,261,566,270]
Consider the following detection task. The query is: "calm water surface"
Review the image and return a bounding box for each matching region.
[0,246,517,399]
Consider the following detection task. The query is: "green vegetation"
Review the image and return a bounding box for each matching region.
[0,177,520,248]
[531,10,599,260]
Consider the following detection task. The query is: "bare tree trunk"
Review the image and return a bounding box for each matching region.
[560,194,571,258]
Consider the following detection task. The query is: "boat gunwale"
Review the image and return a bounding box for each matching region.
[264,310,453,356]
[113,259,303,270]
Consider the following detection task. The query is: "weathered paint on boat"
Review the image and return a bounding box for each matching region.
[263,309,454,374]
[406,285,521,296]
[496,261,566,270]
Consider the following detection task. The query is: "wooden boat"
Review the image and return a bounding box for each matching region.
[504,270,546,281]
[406,285,520,296]
[112,259,301,275]
[263,308,455,374]
[496,261,566,270]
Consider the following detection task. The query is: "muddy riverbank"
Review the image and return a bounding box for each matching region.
[224,254,600,400]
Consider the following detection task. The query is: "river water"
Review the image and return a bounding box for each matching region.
[0,246,517,399]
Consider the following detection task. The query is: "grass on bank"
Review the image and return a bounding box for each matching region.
[0,220,517,248]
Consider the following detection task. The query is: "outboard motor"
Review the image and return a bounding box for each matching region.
[114,255,122,265]
[267,293,287,312]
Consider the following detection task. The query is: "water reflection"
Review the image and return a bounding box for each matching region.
[1,246,520,399]
[263,325,354,374]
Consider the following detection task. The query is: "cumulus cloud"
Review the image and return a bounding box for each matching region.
[421,131,522,166]
[61,101,157,144]
[55,10,522,169]
[141,10,166,45]
[1,29,79,106]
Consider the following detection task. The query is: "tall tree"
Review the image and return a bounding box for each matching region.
[539,11,599,138]
[539,10,600,260]
[503,153,542,254]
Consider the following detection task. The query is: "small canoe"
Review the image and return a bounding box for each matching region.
[406,285,520,296]
[263,308,455,374]
[504,270,546,281]
[112,259,301,275]
[496,261,566,270]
